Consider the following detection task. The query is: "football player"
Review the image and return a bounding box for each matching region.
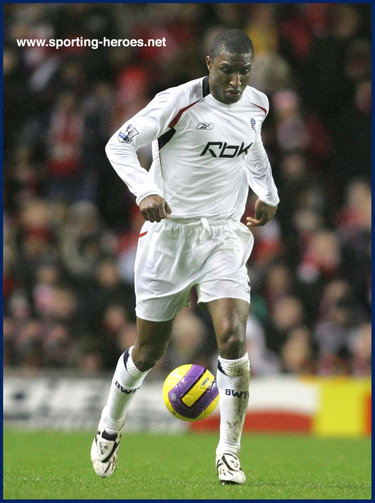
[91,28,279,485]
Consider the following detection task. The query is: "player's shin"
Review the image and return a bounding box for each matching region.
[216,353,250,456]
[100,346,151,434]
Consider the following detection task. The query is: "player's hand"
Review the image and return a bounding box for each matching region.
[246,199,278,227]
[139,195,172,222]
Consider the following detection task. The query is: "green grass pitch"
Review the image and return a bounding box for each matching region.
[3,429,371,500]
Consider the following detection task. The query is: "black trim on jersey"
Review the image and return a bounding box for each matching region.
[202,76,210,97]
[158,128,176,150]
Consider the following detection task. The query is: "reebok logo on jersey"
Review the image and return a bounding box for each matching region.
[200,141,253,158]
[196,122,214,130]
[118,124,139,144]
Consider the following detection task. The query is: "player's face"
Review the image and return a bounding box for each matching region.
[206,50,253,104]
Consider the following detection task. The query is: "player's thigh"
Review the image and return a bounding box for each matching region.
[206,298,249,358]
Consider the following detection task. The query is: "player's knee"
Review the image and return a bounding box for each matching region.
[217,321,246,359]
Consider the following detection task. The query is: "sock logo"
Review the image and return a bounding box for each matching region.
[115,380,140,394]
[225,389,249,398]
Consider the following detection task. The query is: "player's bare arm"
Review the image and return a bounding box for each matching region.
[139,194,172,222]
[246,198,278,227]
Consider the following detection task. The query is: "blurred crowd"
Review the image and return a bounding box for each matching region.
[4,4,371,377]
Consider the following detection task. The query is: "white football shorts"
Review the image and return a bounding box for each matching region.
[134,217,254,322]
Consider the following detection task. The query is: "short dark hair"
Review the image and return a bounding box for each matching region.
[209,29,254,60]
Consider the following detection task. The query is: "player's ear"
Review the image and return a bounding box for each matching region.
[206,56,212,72]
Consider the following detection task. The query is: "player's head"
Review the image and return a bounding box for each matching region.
[206,29,254,105]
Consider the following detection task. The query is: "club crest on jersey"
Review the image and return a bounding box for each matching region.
[250,118,256,131]
[196,122,214,130]
[118,124,139,143]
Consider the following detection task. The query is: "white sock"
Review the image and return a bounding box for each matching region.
[216,353,250,457]
[100,346,150,434]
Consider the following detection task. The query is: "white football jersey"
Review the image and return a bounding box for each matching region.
[106,76,279,220]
